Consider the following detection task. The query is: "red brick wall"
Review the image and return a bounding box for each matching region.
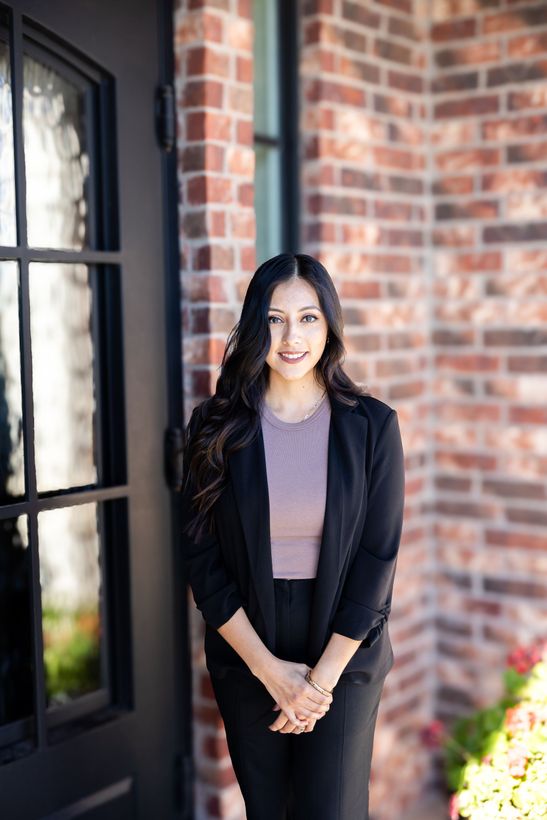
[300,3,432,818]
[430,0,547,740]
[174,0,255,816]
[175,0,547,818]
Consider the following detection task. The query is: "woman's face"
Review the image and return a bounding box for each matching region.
[265,277,329,385]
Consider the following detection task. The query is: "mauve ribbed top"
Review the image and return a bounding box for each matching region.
[259,392,331,579]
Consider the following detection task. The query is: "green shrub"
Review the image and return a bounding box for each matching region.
[42,604,101,705]
[421,638,547,819]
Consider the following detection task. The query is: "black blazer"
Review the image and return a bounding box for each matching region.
[182,392,405,684]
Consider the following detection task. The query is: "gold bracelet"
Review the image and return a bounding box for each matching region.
[305,669,333,696]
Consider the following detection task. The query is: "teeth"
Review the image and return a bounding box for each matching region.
[280,352,306,359]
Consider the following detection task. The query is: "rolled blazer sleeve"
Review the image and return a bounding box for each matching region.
[181,408,245,630]
[330,409,405,646]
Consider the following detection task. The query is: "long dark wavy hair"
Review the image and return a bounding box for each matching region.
[182,252,369,543]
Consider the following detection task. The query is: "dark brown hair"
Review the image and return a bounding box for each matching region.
[182,252,368,543]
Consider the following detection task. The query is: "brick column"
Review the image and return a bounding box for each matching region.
[174,1,255,816]
[300,2,433,818]
[431,0,547,727]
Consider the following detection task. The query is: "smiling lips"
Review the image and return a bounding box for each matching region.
[278,351,308,363]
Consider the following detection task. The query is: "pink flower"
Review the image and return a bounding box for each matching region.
[507,742,528,778]
[505,705,536,736]
[448,793,460,820]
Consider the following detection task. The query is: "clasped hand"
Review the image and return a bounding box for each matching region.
[260,658,333,734]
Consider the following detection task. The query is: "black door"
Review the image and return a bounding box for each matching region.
[0,1,191,817]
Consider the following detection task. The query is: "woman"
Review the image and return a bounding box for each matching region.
[181,253,405,819]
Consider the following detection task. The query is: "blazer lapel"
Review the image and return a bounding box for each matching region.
[307,397,368,660]
[229,422,277,647]
[229,393,368,659]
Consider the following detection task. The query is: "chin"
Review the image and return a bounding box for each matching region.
[271,363,319,381]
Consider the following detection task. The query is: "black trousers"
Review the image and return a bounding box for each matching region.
[210,578,386,820]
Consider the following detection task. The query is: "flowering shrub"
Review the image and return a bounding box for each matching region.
[421,637,547,819]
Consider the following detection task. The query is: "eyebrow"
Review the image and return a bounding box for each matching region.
[268,305,321,313]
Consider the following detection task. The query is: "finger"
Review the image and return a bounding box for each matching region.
[304,690,333,708]
[299,703,330,720]
[268,713,289,732]
[303,719,316,734]
[285,709,308,729]
[279,713,305,734]
[304,707,328,721]
[269,709,307,732]
[269,718,288,732]
[287,717,308,735]
[316,701,331,717]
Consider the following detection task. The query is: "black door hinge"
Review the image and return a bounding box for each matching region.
[164,426,184,491]
[174,751,194,818]
[156,84,176,152]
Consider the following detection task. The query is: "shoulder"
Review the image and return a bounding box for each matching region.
[351,392,397,436]
[184,397,212,440]
[349,394,404,468]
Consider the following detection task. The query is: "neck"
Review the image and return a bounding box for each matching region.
[264,374,326,414]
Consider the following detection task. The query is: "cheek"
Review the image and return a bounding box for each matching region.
[311,326,328,346]
[267,326,278,346]
[266,329,279,361]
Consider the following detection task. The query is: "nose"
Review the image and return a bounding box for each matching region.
[282,322,303,345]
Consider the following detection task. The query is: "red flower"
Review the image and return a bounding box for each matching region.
[420,719,445,749]
[506,636,547,675]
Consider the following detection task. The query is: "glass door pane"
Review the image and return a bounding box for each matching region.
[23,51,91,250]
[38,503,103,708]
[255,143,281,265]
[0,27,17,246]
[0,261,24,501]
[0,515,33,727]
[253,0,280,139]
[29,262,98,494]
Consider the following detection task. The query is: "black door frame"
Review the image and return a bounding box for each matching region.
[157,0,195,816]
[0,0,194,816]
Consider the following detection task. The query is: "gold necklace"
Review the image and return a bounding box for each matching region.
[263,390,327,423]
[300,390,326,421]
